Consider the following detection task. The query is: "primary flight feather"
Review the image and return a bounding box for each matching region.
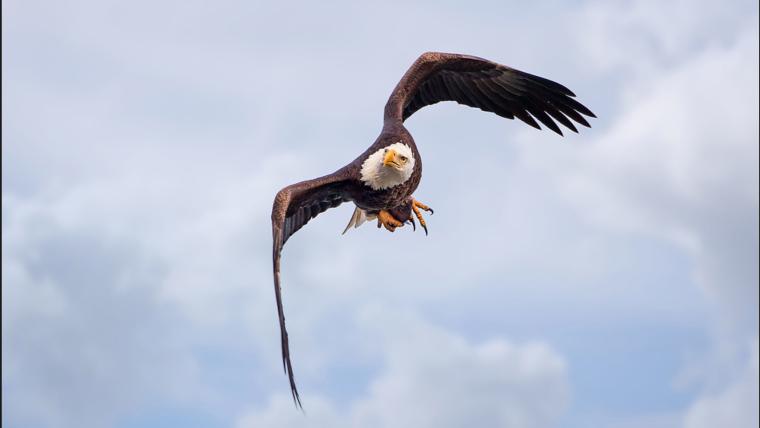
[271,52,596,407]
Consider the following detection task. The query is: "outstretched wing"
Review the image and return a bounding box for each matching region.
[384,52,595,135]
[271,171,353,407]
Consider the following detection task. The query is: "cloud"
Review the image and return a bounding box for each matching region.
[237,308,569,428]
[1,194,204,428]
[684,340,759,428]
[529,13,759,427]
[558,21,759,347]
[3,0,758,427]
[574,0,756,75]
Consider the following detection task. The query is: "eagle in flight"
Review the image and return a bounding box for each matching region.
[271,52,595,406]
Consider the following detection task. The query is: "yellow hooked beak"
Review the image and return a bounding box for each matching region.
[383,149,401,168]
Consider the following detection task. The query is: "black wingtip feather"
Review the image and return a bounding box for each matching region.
[561,95,596,118]
[544,106,579,133]
[517,71,576,97]
[574,114,591,128]
[553,101,592,128]
[513,109,542,130]
[524,103,563,136]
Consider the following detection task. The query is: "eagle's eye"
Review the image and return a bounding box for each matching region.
[399,156,408,163]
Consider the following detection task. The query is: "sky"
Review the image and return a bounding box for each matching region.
[2,1,758,427]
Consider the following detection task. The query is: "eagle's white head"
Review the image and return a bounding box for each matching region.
[360,142,415,190]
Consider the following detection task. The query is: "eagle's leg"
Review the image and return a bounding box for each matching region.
[377,209,404,232]
[411,199,434,235]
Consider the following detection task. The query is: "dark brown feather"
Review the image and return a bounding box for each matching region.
[383,52,594,135]
[271,170,354,407]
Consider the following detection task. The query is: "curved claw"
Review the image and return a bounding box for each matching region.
[412,199,433,236]
[408,216,416,231]
[411,198,432,235]
[413,200,434,214]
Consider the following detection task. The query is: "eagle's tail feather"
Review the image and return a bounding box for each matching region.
[342,207,361,234]
[342,207,375,234]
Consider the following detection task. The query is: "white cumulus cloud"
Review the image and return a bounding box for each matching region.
[237,308,569,428]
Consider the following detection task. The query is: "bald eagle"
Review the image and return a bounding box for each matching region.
[271,52,595,406]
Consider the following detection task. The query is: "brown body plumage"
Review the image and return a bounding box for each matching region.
[271,52,596,406]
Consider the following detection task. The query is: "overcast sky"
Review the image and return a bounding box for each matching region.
[3,1,758,427]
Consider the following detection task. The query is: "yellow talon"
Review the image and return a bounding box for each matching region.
[411,199,433,235]
[413,200,433,214]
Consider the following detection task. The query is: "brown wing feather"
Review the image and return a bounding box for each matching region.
[383,52,595,135]
[271,170,353,407]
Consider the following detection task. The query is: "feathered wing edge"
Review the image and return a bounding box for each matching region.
[271,223,301,407]
[383,52,596,134]
[271,172,352,408]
